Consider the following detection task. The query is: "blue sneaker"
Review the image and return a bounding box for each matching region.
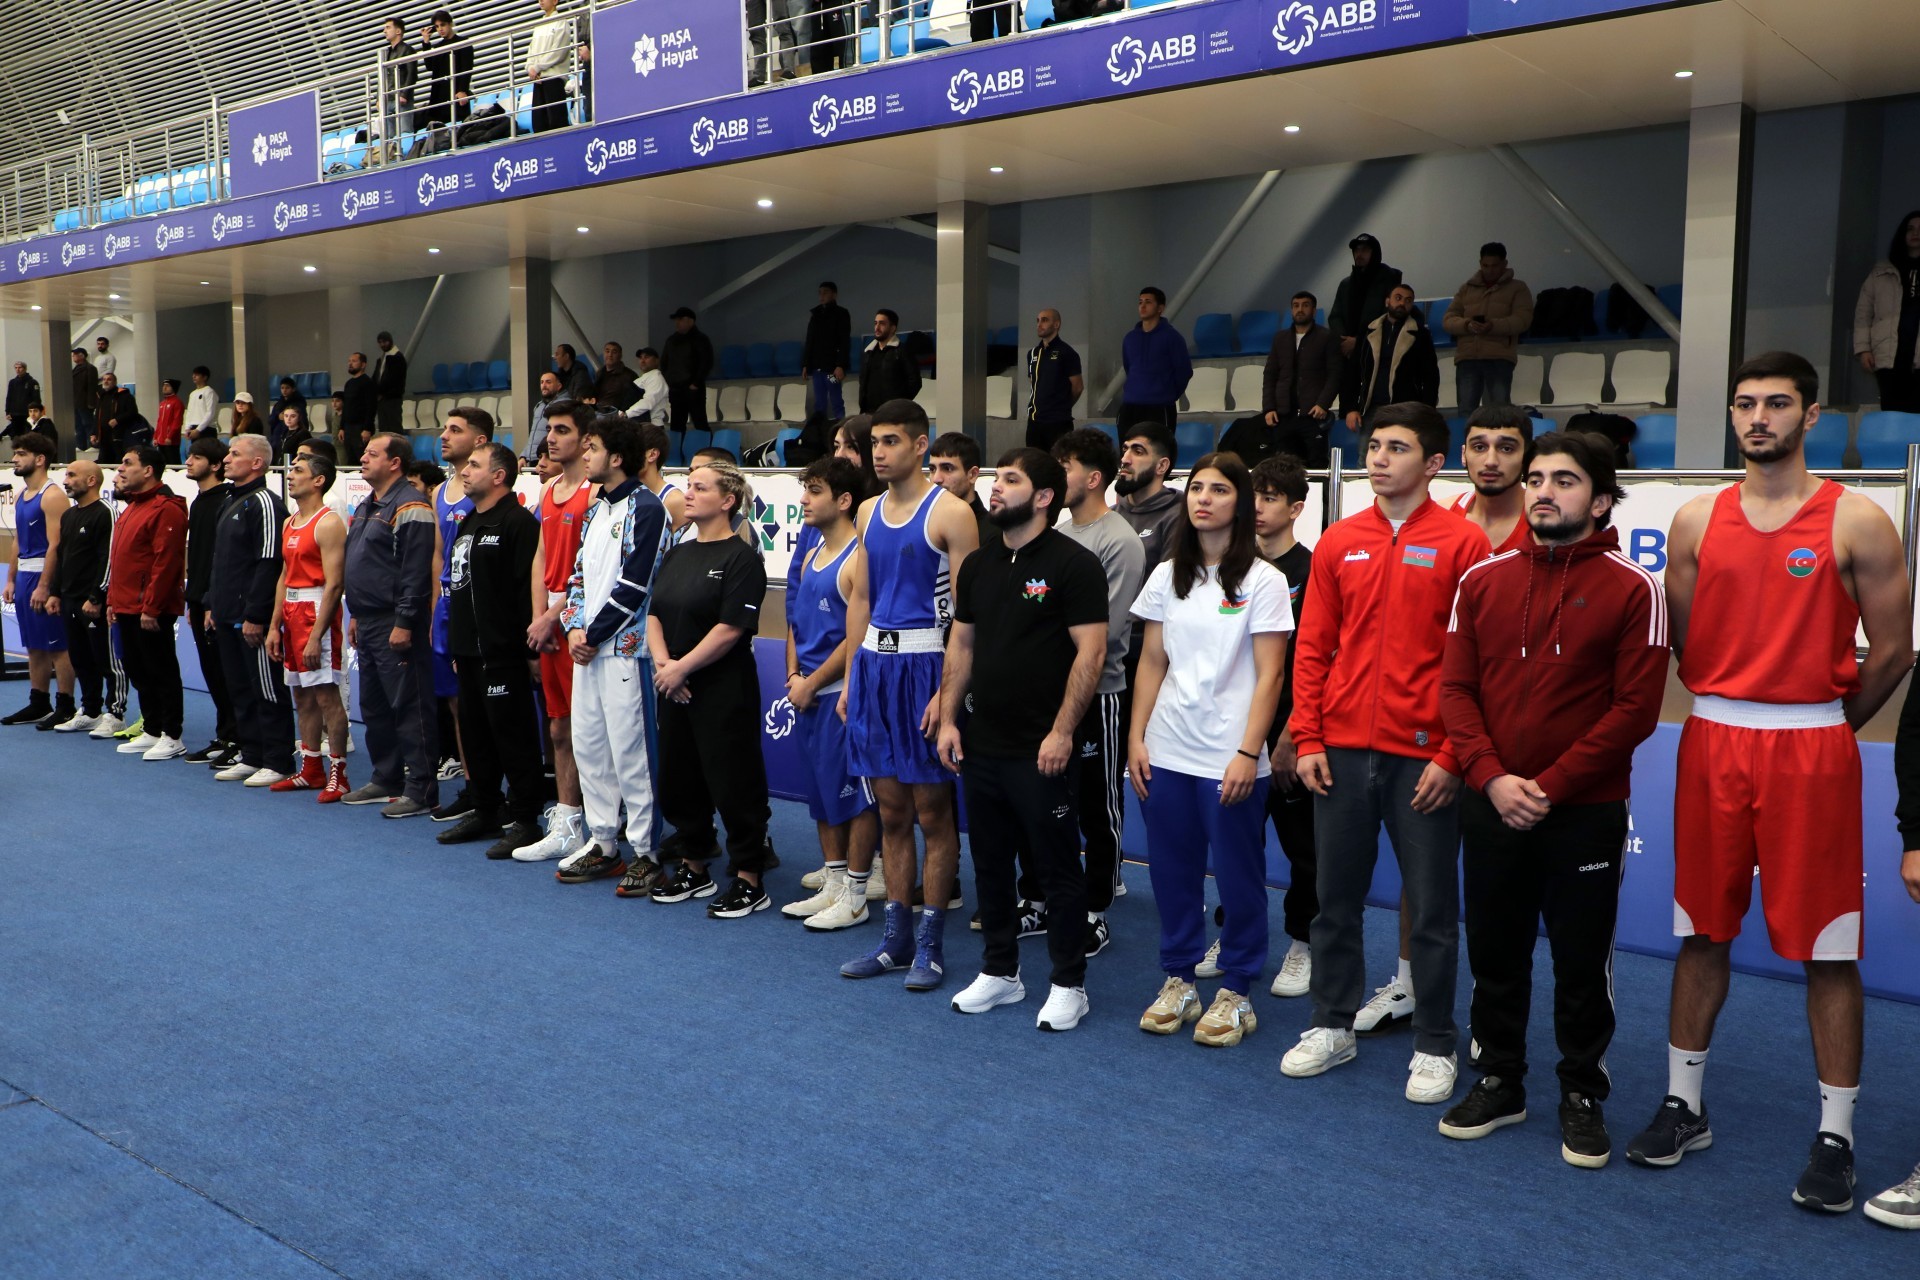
[842,903,913,979]
[904,907,947,992]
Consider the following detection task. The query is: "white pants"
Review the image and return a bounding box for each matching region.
[571,655,657,851]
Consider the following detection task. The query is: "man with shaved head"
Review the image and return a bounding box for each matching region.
[1025,308,1083,451]
[43,459,114,732]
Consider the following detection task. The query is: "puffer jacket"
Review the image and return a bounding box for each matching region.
[1443,267,1534,363]
[1855,260,1917,369]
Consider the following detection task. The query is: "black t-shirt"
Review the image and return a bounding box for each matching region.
[652,535,767,687]
[1027,338,1083,423]
[1267,541,1312,745]
[954,527,1108,757]
[446,498,539,660]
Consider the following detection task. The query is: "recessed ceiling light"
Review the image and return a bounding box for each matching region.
[302,264,318,273]
[989,166,1005,174]
[199,280,210,285]
[1674,69,1693,78]
[1283,124,1301,133]
[108,292,120,299]
[29,304,41,311]
[427,246,441,254]
[576,225,590,233]
[756,198,774,208]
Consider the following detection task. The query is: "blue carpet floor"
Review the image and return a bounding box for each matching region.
[4,691,1919,1278]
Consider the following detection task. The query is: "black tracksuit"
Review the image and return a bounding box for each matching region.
[186,481,236,742]
[446,498,545,823]
[206,479,292,773]
[661,328,714,434]
[52,501,113,715]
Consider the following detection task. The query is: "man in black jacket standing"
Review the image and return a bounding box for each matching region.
[340,351,376,462]
[207,435,294,786]
[182,437,239,764]
[661,307,713,443]
[1344,283,1441,432]
[858,309,921,412]
[374,332,408,434]
[71,347,99,452]
[1329,233,1403,408]
[95,373,140,461]
[379,17,418,162]
[804,281,852,420]
[1223,291,1342,466]
[5,361,39,437]
[417,9,473,130]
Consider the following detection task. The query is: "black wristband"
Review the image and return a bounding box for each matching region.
[1236,748,1259,761]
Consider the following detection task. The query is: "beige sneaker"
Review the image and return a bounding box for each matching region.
[783,866,845,918]
[799,864,829,892]
[1194,988,1258,1047]
[804,880,870,931]
[864,855,888,901]
[1139,977,1202,1035]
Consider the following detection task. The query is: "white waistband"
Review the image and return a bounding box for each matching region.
[285,586,326,603]
[1690,695,1847,730]
[861,624,946,655]
[16,557,44,572]
[547,589,564,608]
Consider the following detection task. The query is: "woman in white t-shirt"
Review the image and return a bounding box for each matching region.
[1127,452,1292,1048]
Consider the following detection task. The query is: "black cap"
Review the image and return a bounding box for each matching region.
[1349,233,1381,252]
[670,306,696,320]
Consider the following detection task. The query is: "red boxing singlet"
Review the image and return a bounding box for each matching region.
[282,508,333,590]
[540,478,594,595]
[1678,480,1860,703]
[1449,491,1531,556]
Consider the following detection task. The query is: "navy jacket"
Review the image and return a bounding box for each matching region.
[1121,320,1192,406]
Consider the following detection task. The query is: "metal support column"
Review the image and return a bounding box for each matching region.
[403,276,449,372]
[1675,103,1755,467]
[935,200,988,446]
[508,257,553,445]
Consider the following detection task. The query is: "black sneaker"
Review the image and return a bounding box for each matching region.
[614,856,667,898]
[1626,1096,1713,1168]
[651,863,717,904]
[1017,899,1048,938]
[184,739,228,764]
[35,704,75,731]
[707,877,771,919]
[2,700,50,726]
[1083,915,1111,959]
[209,742,243,769]
[1438,1076,1528,1140]
[556,845,626,884]
[1792,1132,1857,1213]
[1560,1093,1611,1168]
[436,810,502,845]
[484,820,543,861]
[431,788,476,822]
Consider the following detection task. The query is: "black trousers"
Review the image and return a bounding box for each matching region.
[1876,367,1920,414]
[1116,402,1176,434]
[1461,792,1627,1100]
[1269,774,1318,942]
[668,385,708,434]
[116,614,183,739]
[969,0,1014,41]
[530,77,569,133]
[1026,419,1074,452]
[214,623,293,773]
[967,751,1087,988]
[188,602,235,741]
[658,666,771,876]
[1019,691,1124,912]
[1277,415,1329,468]
[62,607,111,715]
[376,398,403,434]
[454,657,545,824]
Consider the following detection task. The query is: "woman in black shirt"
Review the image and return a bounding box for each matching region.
[646,460,774,917]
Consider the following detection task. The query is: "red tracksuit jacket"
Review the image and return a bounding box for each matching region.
[1289,497,1490,771]
[1439,525,1669,805]
[106,485,188,617]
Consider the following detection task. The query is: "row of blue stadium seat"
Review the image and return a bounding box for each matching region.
[432,360,512,394]
[276,371,332,400]
[714,334,937,381]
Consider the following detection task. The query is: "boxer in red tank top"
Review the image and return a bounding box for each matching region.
[1625,353,1912,1215]
[265,454,352,800]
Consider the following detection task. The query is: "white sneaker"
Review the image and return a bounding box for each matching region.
[1355,975,1415,1034]
[799,864,829,891]
[1037,984,1089,1032]
[88,714,126,739]
[141,735,186,761]
[512,810,583,862]
[56,712,101,733]
[783,866,845,917]
[951,972,1026,1014]
[213,760,255,781]
[803,881,869,931]
[116,732,160,754]
[1865,1163,1920,1229]
[1195,937,1223,979]
[864,856,887,901]
[1281,1027,1359,1078]
[1270,941,1312,997]
[243,767,288,788]
[1407,1051,1458,1104]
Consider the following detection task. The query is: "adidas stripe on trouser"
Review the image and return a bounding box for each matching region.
[571,653,658,852]
[214,623,293,774]
[1019,691,1125,912]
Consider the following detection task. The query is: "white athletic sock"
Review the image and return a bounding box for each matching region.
[1396,956,1413,991]
[1287,939,1310,960]
[847,868,871,892]
[1819,1082,1858,1144]
[825,859,847,872]
[1668,1044,1708,1111]
[550,803,580,816]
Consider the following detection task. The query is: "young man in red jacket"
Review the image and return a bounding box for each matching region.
[1436,430,1668,1168]
[153,378,185,464]
[108,444,190,761]
[1281,401,1490,1103]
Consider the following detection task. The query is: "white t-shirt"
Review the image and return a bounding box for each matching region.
[1130,557,1293,779]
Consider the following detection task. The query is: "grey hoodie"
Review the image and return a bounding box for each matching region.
[1115,483,1183,568]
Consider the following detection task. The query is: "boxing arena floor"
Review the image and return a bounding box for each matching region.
[3,691,1918,1278]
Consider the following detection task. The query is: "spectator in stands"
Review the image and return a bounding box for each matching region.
[803,281,851,420]
[523,369,564,462]
[1226,290,1340,466]
[229,393,267,442]
[1119,286,1191,435]
[747,0,802,85]
[552,343,594,402]
[1855,210,1920,413]
[70,347,98,451]
[417,10,473,131]
[21,403,55,449]
[970,0,1015,43]
[858,309,921,412]
[93,337,117,387]
[596,341,638,409]
[809,0,856,70]
[379,17,418,162]
[6,361,39,437]
[661,307,714,440]
[326,392,347,438]
[576,34,591,122]
[1026,308,1084,451]
[374,332,408,433]
[185,366,220,442]
[525,0,574,133]
[1345,283,1441,432]
[1328,234,1402,367]
[268,378,306,439]
[279,406,314,461]
[153,379,185,464]
[625,347,669,426]
[340,352,376,460]
[1443,243,1534,413]
[96,373,139,460]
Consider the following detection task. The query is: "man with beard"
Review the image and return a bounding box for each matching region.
[1344,284,1440,433]
[1626,353,1912,1217]
[339,351,376,462]
[1439,431,1667,1169]
[1221,291,1341,467]
[1451,405,1534,555]
[2,432,75,728]
[182,437,236,760]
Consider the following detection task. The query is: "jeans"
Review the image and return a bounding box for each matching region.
[1455,358,1515,415]
[809,369,844,419]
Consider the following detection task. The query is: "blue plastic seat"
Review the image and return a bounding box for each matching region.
[431,363,452,394]
[447,363,470,393]
[1855,411,1920,468]
[719,346,749,381]
[1085,422,1119,449]
[773,427,804,466]
[1327,421,1361,463]
[1655,283,1682,322]
[858,4,945,63]
[1803,420,1847,471]
[467,362,488,393]
[310,372,332,398]
[412,435,436,461]
[1633,414,1676,469]
[1427,300,1454,348]
[707,428,744,463]
[773,342,804,377]
[1236,310,1280,355]
[488,360,510,390]
[1446,415,1469,459]
[1191,313,1235,359]
[222,378,236,401]
[1174,421,1215,470]
[746,343,776,378]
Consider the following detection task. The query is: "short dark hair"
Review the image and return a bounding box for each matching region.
[1291,290,1317,307]
[1121,420,1177,465]
[996,447,1067,516]
[930,431,980,471]
[192,365,211,380]
[876,308,900,327]
[26,400,43,412]
[297,437,338,464]
[1731,350,1819,408]
[1479,242,1507,260]
[1365,401,1450,460]
[431,8,452,23]
[330,392,346,404]
[293,451,336,494]
[96,336,110,348]
[800,456,864,507]
[280,377,298,389]
[162,378,180,393]
[1250,453,1309,505]
[819,280,838,293]
[583,416,641,476]
[1140,286,1166,306]
[409,459,446,487]
[1530,431,1627,529]
[603,341,622,356]
[691,445,737,466]
[635,420,669,470]
[871,398,930,439]
[449,404,496,437]
[188,435,228,465]
[477,442,518,485]
[1052,428,1120,489]
[10,431,53,461]
[556,343,576,360]
[1465,403,1534,445]
[376,329,393,342]
[124,443,164,477]
[539,399,583,434]
[369,431,413,463]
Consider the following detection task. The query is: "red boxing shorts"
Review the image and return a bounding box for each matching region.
[540,646,574,719]
[1673,697,1863,962]
[282,589,344,689]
